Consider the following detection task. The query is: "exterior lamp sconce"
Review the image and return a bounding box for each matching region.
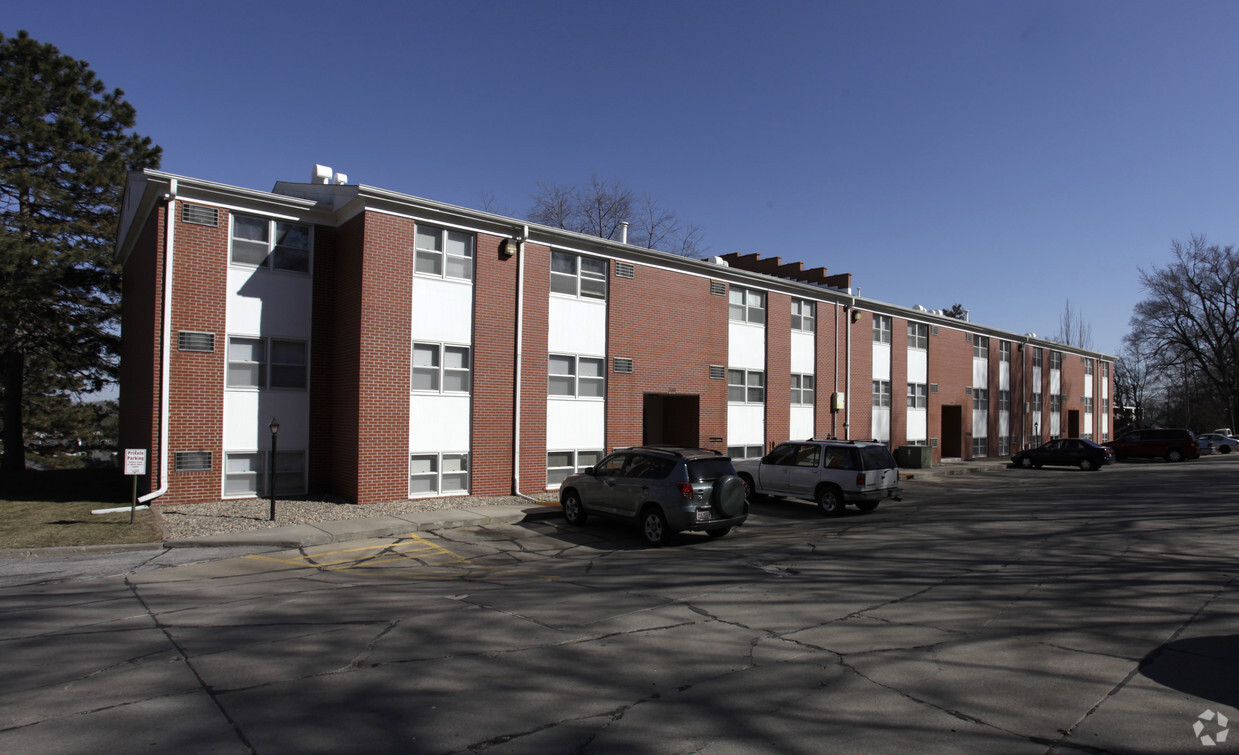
[268,417,279,522]
[499,238,520,258]
[851,309,862,324]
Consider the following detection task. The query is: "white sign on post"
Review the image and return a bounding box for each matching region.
[124,448,147,476]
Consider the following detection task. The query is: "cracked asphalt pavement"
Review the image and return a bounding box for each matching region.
[1,457,1237,753]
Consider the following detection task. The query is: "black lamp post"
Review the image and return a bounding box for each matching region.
[268,417,279,521]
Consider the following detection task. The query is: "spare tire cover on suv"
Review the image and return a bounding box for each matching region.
[712,475,746,517]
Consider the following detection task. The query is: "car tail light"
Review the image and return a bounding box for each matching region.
[677,482,693,500]
[856,473,866,488]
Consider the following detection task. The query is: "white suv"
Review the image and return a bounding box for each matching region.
[734,439,902,515]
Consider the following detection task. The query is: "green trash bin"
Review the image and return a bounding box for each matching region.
[896,445,932,469]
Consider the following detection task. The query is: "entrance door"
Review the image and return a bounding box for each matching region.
[940,405,963,458]
[643,394,700,447]
[1067,410,1080,438]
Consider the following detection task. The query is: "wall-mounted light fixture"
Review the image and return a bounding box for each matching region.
[851,310,862,323]
[500,238,519,258]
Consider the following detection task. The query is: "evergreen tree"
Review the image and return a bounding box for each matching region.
[0,30,161,472]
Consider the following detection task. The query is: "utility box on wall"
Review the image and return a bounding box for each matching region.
[831,392,846,411]
[896,445,932,469]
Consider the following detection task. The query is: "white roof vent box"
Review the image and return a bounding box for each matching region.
[312,164,349,185]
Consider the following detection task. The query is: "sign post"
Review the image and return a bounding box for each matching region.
[124,449,147,525]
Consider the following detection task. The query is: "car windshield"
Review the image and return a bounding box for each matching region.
[687,458,735,482]
[858,445,897,470]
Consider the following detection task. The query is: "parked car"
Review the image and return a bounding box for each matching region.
[1108,428,1200,462]
[733,438,902,516]
[559,446,748,546]
[1011,438,1114,471]
[1198,433,1238,454]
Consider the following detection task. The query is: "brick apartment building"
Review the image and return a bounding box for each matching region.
[115,167,1115,505]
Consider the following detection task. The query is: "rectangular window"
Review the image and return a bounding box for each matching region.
[415,224,474,281]
[273,451,306,495]
[547,449,603,487]
[873,315,892,344]
[1051,351,1063,370]
[224,452,264,497]
[412,343,471,393]
[973,335,989,359]
[1033,348,1043,369]
[998,436,1011,456]
[1084,397,1094,413]
[907,383,927,409]
[410,452,469,496]
[908,323,928,350]
[226,336,309,391]
[727,445,764,460]
[548,354,605,398]
[972,436,988,457]
[1050,394,1062,413]
[728,288,766,324]
[550,251,606,299]
[1085,358,1095,376]
[1102,397,1110,414]
[231,213,310,272]
[791,299,815,332]
[791,374,815,405]
[1033,392,1042,412]
[728,369,765,403]
[999,389,1011,412]
[973,387,989,410]
[1000,341,1011,363]
[872,380,892,408]
[1102,362,1110,378]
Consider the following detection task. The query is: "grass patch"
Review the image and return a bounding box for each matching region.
[0,468,162,549]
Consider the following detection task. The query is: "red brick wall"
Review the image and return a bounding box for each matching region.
[516,242,550,490]
[119,206,162,496]
[815,302,842,438]
[607,268,728,453]
[928,325,974,462]
[354,212,414,504]
[765,292,791,446]
[472,231,519,495]
[848,310,874,440]
[890,316,909,446]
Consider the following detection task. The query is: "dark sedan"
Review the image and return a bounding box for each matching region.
[1012,438,1115,471]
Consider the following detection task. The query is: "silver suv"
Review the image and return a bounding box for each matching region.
[559,446,748,546]
[733,439,902,515]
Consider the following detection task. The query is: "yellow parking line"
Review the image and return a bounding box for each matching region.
[244,532,464,569]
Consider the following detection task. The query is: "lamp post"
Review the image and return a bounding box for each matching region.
[268,417,279,521]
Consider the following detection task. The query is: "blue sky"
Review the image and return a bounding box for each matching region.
[11,1,1239,356]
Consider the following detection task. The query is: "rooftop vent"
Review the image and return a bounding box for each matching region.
[312,164,349,185]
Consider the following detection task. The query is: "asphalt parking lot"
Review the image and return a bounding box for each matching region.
[1,456,1236,753]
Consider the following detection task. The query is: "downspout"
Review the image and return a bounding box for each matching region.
[139,179,176,503]
[845,297,853,440]
[512,225,535,502]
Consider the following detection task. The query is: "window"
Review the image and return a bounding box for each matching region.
[973,335,989,359]
[1102,362,1110,378]
[1084,397,1094,413]
[1000,341,1010,363]
[1032,392,1042,412]
[873,380,892,408]
[727,445,764,460]
[410,452,469,495]
[791,299,815,332]
[272,451,306,495]
[1085,358,1094,376]
[1103,397,1110,414]
[972,436,988,457]
[551,251,606,299]
[224,452,264,497]
[231,213,311,272]
[227,337,307,390]
[729,288,766,324]
[908,323,928,350]
[999,390,1011,412]
[547,449,602,487]
[972,387,989,410]
[791,374,815,405]
[412,343,471,393]
[1050,350,1063,370]
[1033,348,1043,369]
[873,315,892,344]
[728,369,765,403]
[548,355,605,398]
[907,383,927,409]
[998,436,1011,456]
[415,224,474,281]
[1050,394,1062,413]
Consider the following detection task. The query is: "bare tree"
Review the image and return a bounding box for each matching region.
[1127,234,1239,431]
[527,174,706,257]
[1054,298,1094,349]
[1114,336,1157,430]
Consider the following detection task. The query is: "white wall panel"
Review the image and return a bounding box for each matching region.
[873,343,891,379]
[727,404,765,446]
[411,277,473,345]
[410,394,471,452]
[908,350,928,382]
[973,358,988,387]
[790,331,815,374]
[790,406,814,440]
[973,410,988,439]
[872,408,890,442]
[546,399,605,449]
[907,408,927,441]
[224,391,309,450]
[728,323,765,370]
[548,297,607,355]
[226,269,313,338]
[1000,362,1010,391]
[1051,369,1061,394]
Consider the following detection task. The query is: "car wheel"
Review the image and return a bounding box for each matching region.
[855,500,880,513]
[712,474,747,517]
[640,506,669,547]
[1167,449,1184,462]
[738,473,758,500]
[1221,445,1232,454]
[1020,456,1034,469]
[561,490,587,525]
[816,485,846,516]
[706,527,731,539]
[1079,458,1093,471]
